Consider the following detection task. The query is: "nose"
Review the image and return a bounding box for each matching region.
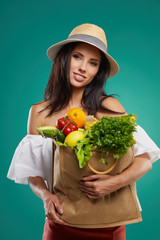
[78,61,87,73]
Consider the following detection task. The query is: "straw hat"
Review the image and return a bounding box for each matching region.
[47,23,119,78]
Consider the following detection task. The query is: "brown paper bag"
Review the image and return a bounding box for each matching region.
[51,116,142,228]
[52,143,142,228]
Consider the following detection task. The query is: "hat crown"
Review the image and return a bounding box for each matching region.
[68,23,107,48]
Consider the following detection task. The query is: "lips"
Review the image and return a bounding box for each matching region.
[73,73,86,82]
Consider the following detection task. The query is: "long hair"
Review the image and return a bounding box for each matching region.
[40,42,120,117]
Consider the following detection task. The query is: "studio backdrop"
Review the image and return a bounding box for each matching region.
[1,0,160,239]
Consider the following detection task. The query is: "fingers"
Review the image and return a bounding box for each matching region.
[82,175,100,181]
[79,176,98,194]
[46,202,67,225]
[47,204,67,225]
[80,180,95,188]
[82,174,108,181]
[85,193,99,199]
[79,184,96,195]
[79,184,99,199]
[53,195,63,215]
[79,180,100,198]
[79,175,111,199]
[44,194,68,225]
[80,176,101,188]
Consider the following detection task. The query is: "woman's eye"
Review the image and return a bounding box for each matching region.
[73,54,80,59]
[90,62,98,66]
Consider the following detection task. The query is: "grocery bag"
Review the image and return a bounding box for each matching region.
[51,138,142,228]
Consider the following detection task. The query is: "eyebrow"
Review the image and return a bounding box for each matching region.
[73,51,100,62]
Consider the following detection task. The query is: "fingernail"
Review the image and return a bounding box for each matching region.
[60,209,63,214]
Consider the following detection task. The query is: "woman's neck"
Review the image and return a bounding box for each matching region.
[68,87,84,109]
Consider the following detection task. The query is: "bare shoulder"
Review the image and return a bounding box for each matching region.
[27,100,50,134]
[97,97,127,118]
[102,97,126,112]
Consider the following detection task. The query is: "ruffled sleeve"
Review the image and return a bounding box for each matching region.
[7,134,53,191]
[133,125,160,163]
[7,125,160,193]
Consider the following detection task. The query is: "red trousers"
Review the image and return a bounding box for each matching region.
[42,219,126,240]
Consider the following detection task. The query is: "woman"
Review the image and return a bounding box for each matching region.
[7,23,160,240]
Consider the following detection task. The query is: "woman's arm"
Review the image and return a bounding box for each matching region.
[80,98,152,198]
[27,104,67,224]
[29,176,66,224]
[79,153,152,199]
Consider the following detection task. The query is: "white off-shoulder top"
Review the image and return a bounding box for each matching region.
[7,125,160,195]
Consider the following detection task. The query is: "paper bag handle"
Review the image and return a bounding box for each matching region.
[87,158,118,175]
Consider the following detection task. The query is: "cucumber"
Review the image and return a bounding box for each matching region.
[37,126,65,143]
[56,131,65,143]
[37,126,58,138]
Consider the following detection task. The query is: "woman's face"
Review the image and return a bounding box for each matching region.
[69,43,101,89]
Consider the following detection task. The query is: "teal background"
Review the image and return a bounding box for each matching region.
[1,0,160,239]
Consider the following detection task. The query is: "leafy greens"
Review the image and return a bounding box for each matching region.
[74,114,137,168]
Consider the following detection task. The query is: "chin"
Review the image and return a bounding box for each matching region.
[70,80,86,88]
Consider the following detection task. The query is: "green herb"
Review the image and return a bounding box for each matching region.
[74,114,137,168]
[99,157,108,165]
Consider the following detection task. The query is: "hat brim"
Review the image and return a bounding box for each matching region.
[47,39,119,79]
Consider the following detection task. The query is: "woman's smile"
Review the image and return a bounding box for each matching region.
[73,72,86,82]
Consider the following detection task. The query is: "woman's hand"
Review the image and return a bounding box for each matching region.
[29,176,67,225]
[42,190,67,225]
[79,174,121,199]
[79,153,152,199]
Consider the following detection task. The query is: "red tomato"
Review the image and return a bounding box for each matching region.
[63,123,78,136]
[57,116,78,135]
[71,122,79,131]
[57,116,70,130]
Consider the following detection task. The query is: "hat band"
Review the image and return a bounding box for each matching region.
[67,34,107,52]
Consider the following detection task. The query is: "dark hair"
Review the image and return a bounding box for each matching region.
[40,42,120,117]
